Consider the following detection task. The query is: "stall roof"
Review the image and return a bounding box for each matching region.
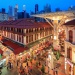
[2,39,28,55]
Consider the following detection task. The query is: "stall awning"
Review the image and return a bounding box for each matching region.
[2,40,20,50]
[2,39,28,55]
[13,47,28,55]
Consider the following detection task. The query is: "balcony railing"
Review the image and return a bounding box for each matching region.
[65,40,75,45]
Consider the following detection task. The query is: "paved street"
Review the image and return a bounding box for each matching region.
[0,54,67,75]
[0,46,67,75]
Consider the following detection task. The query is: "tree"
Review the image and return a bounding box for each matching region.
[56,50,61,60]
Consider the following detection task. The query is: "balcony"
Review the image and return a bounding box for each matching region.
[65,40,75,45]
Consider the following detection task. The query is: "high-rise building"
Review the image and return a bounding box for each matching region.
[0,13,8,21]
[14,4,18,20]
[23,5,26,11]
[2,8,5,13]
[35,4,39,14]
[8,6,13,17]
[8,6,14,21]
[0,8,5,13]
[18,11,30,19]
[44,4,51,13]
[23,5,27,18]
[68,5,75,11]
[55,8,62,12]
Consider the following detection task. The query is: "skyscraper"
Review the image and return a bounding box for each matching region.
[23,5,26,18]
[35,4,39,14]
[23,5,26,11]
[0,8,5,13]
[8,6,13,17]
[2,8,5,13]
[14,4,18,20]
[44,4,51,13]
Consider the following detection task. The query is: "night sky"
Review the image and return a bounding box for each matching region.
[0,0,75,13]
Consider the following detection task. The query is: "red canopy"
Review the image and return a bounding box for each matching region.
[13,47,28,55]
[2,39,28,55]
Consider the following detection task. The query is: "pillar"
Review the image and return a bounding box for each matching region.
[74,65,75,75]
[15,34,17,41]
[65,27,69,41]
[33,34,35,41]
[6,31,7,37]
[72,47,75,63]
[64,41,67,57]
[53,20,59,47]
[24,36,26,45]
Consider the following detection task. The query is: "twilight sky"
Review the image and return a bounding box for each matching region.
[0,0,75,13]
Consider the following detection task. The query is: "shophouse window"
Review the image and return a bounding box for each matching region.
[67,47,72,60]
[69,30,73,43]
[26,29,28,33]
[11,28,13,31]
[17,28,21,33]
[26,36,28,43]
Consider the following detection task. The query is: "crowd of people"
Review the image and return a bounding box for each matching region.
[4,41,53,75]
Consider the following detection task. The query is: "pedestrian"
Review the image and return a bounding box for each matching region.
[8,61,12,70]
[55,70,58,75]
[25,66,29,75]
[7,62,9,69]
[27,62,28,66]
[30,65,32,72]
[39,61,41,66]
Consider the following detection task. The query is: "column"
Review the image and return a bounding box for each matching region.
[24,29,26,34]
[64,41,67,73]
[33,34,35,41]
[21,35,22,43]
[10,32,11,38]
[64,41,67,57]
[53,20,59,47]
[6,31,7,37]
[74,65,75,75]
[23,36,26,45]
[72,47,75,63]
[15,34,17,41]
[65,27,69,41]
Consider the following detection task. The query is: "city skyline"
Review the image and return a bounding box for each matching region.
[0,0,75,13]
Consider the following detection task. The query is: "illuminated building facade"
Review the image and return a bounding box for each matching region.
[0,18,53,46]
[64,19,75,75]
[0,13,8,21]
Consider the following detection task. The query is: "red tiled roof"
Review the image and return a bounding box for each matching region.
[63,19,75,25]
[0,49,3,54]
[0,18,51,29]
